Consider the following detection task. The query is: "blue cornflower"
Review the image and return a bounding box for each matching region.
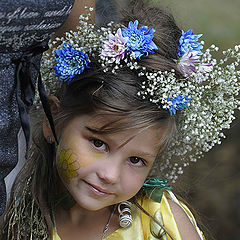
[121,20,158,59]
[178,29,203,57]
[54,43,90,82]
[167,95,192,115]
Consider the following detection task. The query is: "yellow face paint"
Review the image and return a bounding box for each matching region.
[57,149,80,183]
[65,137,106,168]
[72,149,104,168]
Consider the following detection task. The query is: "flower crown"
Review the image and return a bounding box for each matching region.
[40,7,240,182]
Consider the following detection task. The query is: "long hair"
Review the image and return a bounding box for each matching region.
[1,3,183,239]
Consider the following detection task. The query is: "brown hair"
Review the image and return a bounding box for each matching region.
[1,3,183,239]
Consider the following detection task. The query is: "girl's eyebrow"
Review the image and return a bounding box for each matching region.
[140,152,156,158]
[85,126,156,159]
[85,126,119,146]
[85,126,102,134]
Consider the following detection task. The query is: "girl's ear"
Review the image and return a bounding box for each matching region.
[42,96,60,143]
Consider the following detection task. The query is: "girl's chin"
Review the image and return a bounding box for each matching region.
[71,191,115,211]
[74,199,112,212]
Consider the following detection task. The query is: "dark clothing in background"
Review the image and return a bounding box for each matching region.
[0,0,74,215]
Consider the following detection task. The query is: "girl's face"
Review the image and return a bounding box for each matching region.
[56,114,164,211]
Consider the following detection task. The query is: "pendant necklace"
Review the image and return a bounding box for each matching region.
[52,204,117,240]
[101,204,117,240]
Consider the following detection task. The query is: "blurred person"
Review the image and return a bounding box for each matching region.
[0,0,95,216]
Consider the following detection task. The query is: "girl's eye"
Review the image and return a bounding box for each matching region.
[128,156,146,167]
[90,138,108,152]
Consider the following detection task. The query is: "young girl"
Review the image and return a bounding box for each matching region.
[1,2,239,240]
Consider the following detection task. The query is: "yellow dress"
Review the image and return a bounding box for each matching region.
[52,190,205,240]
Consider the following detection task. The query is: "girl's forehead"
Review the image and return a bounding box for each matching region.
[84,113,161,134]
[73,114,164,149]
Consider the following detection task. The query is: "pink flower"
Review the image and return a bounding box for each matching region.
[195,63,213,83]
[198,63,213,73]
[177,50,201,78]
[100,28,129,63]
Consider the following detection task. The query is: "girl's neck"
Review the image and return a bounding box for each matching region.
[54,190,76,210]
[54,204,119,240]
[53,187,110,224]
[52,179,120,238]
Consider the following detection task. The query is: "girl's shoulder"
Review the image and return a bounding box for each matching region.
[138,190,205,240]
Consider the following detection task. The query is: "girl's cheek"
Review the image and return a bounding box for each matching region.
[75,151,104,168]
[122,171,146,192]
[56,140,106,182]
[67,136,106,168]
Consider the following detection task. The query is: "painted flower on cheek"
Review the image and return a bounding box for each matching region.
[57,149,80,183]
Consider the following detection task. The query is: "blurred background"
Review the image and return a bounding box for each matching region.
[96,0,240,239]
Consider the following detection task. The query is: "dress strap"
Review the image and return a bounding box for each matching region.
[166,190,204,240]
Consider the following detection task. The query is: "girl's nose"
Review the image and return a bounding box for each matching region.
[96,157,121,184]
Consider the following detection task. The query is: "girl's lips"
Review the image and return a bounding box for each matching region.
[83,180,113,196]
